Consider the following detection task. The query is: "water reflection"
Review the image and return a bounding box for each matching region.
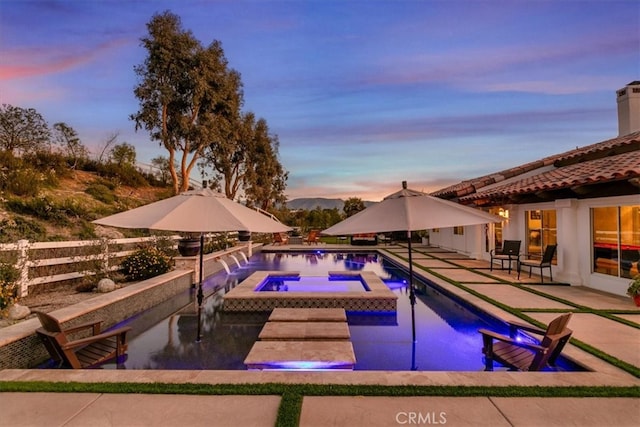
[112,252,583,371]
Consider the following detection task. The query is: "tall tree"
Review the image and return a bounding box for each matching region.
[243,118,288,211]
[53,122,87,168]
[131,11,241,195]
[0,104,51,155]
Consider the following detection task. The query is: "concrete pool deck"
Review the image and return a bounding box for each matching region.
[1,243,639,426]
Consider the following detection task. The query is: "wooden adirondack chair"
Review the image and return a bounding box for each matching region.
[490,240,521,273]
[35,311,131,369]
[272,232,289,245]
[305,230,320,245]
[479,312,573,371]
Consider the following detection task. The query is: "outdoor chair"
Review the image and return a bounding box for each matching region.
[518,244,558,283]
[34,311,131,369]
[479,312,573,371]
[490,240,521,273]
[305,230,320,245]
[272,232,289,245]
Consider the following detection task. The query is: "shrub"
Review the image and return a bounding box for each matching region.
[23,151,72,180]
[0,262,20,311]
[0,217,47,243]
[120,247,171,281]
[2,168,43,197]
[204,234,232,254]
[5,196,90,225]
[85,183,116,204]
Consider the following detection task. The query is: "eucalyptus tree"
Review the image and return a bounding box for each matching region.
[131,11,241,194]
[0,104,51,155]
[243,118,288,211]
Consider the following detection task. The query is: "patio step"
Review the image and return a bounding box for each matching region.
[244,340,356,370]
[245,307,355,370]
[258,321,351,341]
[268,307,347,322]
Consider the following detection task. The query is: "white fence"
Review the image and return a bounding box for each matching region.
[0,236,177,297]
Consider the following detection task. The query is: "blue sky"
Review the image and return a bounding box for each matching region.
[1,0,638,201]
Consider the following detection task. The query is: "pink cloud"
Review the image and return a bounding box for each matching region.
[0,38,129,80]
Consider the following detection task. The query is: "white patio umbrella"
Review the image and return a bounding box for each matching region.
[323,181,502,357]
[93,188,290,341]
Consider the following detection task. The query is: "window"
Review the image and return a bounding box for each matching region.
[489,207,504,251]
[453,226,464,235]
[592,206,640,279]
[525,209,557,262]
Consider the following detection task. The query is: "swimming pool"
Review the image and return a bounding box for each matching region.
[109,251,582,371]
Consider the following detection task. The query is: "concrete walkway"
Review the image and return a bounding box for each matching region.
[1,243,639,426]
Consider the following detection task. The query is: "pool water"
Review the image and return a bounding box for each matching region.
[257,275,370,293]
[110,251,583,371]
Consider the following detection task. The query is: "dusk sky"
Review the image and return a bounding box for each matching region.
[1,1,638,201]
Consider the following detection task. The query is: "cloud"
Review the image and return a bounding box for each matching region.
[0,38,130,80]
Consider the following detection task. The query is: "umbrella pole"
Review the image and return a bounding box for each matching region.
[196,233,204,342]
[408,231,416,341]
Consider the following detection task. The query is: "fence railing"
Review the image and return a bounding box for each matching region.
[0,237,177,297]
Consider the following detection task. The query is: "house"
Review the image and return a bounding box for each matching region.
[429,81,640,297]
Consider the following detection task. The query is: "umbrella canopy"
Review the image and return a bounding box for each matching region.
[322,182,501,235]
[93,188,290,233]
[93,187,290,342]
[322,181,502,358]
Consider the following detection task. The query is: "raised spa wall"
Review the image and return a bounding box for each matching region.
[0,245,257,369]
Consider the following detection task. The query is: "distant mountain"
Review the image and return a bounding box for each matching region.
[286,198,376,211]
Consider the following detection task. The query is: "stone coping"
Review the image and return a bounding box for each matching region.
[0,269,192,347]
[222,270,397,312]
[1,368,637,388]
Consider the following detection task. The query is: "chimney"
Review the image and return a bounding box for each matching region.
[616,81,640,136]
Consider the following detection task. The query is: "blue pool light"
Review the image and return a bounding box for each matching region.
[250,360,354,371]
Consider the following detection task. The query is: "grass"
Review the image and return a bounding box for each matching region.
[384,247,640,378]
[1,381,638,427]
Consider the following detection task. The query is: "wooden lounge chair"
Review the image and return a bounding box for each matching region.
[479,312,572,371]
[518,244,558,283]
[489,240,521,273]
[34,311,131,369]
[305,230,320,245]
[272,232,289,245]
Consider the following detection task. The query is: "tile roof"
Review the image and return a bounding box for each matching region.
[459,150,640,202]
[431,131,640,203]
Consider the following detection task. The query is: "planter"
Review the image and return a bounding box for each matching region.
[177,238,201,257]
[633,295,640,307]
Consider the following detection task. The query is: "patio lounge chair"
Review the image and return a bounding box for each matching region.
[490,240,521,273]
[272,232,289,245]
[34,311,131,369]
[518,244,558,283]
[479,312,573,371]
[305,230,320,245]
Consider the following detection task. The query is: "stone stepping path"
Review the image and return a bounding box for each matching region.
[259,321,350,341]
[245,308,356,370]
[268,307,347,322]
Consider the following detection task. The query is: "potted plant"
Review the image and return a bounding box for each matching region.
[177,234,201,257]
[627,274,640,307]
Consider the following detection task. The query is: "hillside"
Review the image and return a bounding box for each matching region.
[0,170,172,242]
